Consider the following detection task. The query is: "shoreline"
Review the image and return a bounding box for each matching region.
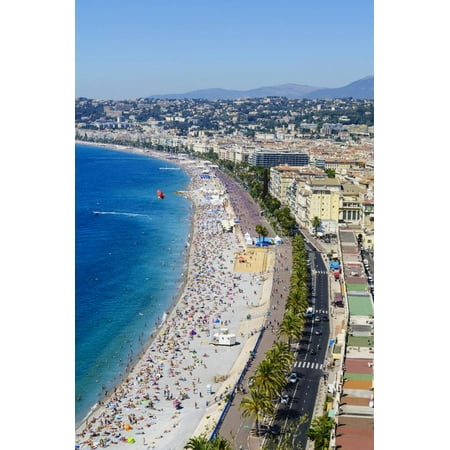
[75,141,276,449]
[75,141,196,429]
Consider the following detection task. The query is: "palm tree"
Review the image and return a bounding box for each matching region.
[184,434,210,449]
[260,226,269,239]
[286,286,308,313]
[184,435,232,450]
[255,224,263,239]
[209,435,233,450]
[266,341,295,374]
[252,358,286,398]
[239,388,275,435]
[277,308,303,347]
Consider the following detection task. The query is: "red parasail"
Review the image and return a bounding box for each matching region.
[157,189,165,199]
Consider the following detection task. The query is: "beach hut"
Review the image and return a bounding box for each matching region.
[212,328,236,346]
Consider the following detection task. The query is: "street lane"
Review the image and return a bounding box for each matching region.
[268,235,330,449]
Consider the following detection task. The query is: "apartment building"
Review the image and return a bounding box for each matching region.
[270,165,326,205]
[248,150,309,168]
[289,177,341,233]
[340,183,365,224]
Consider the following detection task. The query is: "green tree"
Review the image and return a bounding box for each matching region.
[184,434,232,450]
[255,224,263,239]
[312,217,321,235]
[184,435,210,449]
[277,308,303,347]
[251,358,286,399]
[209,435,233,450]
[307,415,334,450]
[239,388,275,435]
[255,224,268,240]
[265,341,295,375]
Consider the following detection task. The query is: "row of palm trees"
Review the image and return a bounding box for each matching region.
[185,235,311,448]
[239,340,295,433]
[238,235,310,439]
[278,235,310,346]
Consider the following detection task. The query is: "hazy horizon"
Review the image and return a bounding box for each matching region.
[76,0,374,100]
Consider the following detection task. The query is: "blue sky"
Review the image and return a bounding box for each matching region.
[76,0,373,99]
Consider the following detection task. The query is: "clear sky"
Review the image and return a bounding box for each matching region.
[76,0,373,99]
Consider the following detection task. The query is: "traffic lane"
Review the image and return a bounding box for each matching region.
[299,321,329,359]
[272,371,322,449]
[314,274,328,311]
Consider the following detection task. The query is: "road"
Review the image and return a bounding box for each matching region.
[265,237,330,450]
[211,169,332,449]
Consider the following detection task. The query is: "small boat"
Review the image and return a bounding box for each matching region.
[156,189,165,199]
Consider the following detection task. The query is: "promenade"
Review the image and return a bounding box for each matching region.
[75,147,288,450]
[209,171,294,449]
[217,242,292,450]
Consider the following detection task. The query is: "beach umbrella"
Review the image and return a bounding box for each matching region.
[190,330,197,335]
[124,424,132,430]
[127,437,135,444]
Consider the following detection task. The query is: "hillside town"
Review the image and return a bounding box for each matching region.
[76,96,374,246]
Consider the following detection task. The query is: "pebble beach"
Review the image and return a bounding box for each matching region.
[75,144,277,449]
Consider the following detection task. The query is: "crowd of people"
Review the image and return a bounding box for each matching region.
[76,158,273,449]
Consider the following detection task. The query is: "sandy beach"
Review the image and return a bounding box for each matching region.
[75,143,277,449]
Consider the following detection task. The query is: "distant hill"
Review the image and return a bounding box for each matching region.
[305,76,374,99]
[147,84,321,100]
[147,76,373,100]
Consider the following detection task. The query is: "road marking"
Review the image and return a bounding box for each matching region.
[295,361,323,370]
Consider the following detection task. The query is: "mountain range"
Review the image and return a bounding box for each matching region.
[147,75,373,100]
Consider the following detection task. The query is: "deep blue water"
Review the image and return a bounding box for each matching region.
[75,144,191,426]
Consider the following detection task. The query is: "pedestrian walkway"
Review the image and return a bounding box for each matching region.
[293,361,323,370]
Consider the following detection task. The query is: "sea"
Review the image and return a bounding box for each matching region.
[75,143,192,426]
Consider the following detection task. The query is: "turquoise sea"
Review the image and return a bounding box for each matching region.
[75,144,192,426]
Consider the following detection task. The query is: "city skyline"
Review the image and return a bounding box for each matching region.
[76,0,374,100]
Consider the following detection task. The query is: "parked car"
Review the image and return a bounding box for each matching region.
[280,394,289,404]
[288,372,298,383]
[321,314,329,321]
[314,329,322,335]
[310,349,317,355]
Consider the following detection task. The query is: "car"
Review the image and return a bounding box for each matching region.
[315,316,321,322]
[288,372,298,383]
[280,394,289,404]
[310,349,317,355]
[321,314,329,321]
[314,329,322,335]
[251,424,281,436]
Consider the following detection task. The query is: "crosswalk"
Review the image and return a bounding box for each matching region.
[294,361,323,370]
[308,309,328,315]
